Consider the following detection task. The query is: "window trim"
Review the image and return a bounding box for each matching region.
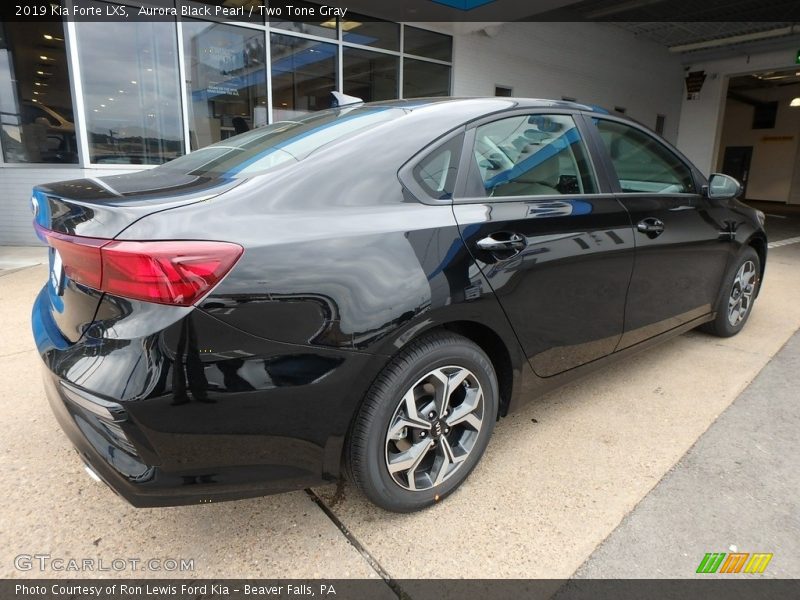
[453,109,612,204]
[584,113,705,197]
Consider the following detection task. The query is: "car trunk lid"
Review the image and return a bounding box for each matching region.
[33,170,243,343]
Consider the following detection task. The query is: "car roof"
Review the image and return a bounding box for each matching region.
[364,96,610,115]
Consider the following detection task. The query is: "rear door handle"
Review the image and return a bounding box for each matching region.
[476,233,527,253]
[636,218,665,238]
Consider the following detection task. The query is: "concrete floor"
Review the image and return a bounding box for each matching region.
[1,213,799,582]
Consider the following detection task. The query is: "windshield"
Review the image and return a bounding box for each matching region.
[157,106,406,178]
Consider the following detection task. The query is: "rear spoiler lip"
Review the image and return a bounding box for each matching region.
[31,177,244,239]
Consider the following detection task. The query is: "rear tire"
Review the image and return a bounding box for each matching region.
[346,331,498,512]
[700,246,761,337]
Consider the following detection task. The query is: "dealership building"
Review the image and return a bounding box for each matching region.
[1,0,800,245]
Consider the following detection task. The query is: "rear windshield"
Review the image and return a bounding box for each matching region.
[156,106,405,178]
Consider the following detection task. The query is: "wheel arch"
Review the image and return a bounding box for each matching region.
[339,316,526,474]
[746,232,767,287]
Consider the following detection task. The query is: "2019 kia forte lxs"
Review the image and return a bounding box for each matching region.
[31,98,766,512]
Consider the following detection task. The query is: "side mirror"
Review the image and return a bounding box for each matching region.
[707,173,743,200]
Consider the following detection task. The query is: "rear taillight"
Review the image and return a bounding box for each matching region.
[100,241,243,306]
[35,224,243,306]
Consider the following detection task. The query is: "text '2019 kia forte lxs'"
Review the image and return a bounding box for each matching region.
[32,98,766,512]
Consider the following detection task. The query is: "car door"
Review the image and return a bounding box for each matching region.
[452,111,636,377]
[585,116,732,349]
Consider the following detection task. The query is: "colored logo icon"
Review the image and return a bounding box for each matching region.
[696,552,773,574]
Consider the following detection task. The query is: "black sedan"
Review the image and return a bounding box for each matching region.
[31,97,766,512]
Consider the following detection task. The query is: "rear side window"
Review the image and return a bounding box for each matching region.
[467,114,597,198]
[592,119,695,194]
[412,134,463,200]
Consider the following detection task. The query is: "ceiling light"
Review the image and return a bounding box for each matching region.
[33,91,39,95]
[36,70,45,75]
[791,98,800,107]
[131,80,137,84]
[100,104,106,107]
[669,25,799,53]
[39,55,49,61]
[43,34,53,40]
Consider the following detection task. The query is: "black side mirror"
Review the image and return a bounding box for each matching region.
[707,173,743,200]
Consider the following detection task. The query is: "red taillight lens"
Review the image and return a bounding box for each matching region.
[100,241,243,306]
[36,224,243,306]
[37,225,105,289]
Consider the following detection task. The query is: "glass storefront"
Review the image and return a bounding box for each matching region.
[183,19,268,149]
[343,48,398,102]
[0,3,452,167]
[76,10,184,164]
[0,2,77,164]
[270,33,337,120]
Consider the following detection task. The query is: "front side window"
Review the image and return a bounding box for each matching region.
[0,9,77,164]
[76,7,184,164]
[593,119,695,194]
[469,114,597,198]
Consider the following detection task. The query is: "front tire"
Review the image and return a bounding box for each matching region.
[346,331,499,512]
[701,246,761,337]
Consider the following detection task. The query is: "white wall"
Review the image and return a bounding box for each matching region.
[675,47,800,177]
[716,83,800,202]
[0,166,136,245]
[452,22,685,143]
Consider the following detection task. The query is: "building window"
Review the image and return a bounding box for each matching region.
[270,1,337,39]
[495,85,513,97]
[403,26,452,62]
[752,102,778,129]
[271,34,337,121]
[76,7,184,164]
[182,19,268,150]
[188,0,265,25]
[343,47,398,102]
[0,10,77,163]
[342,15,399,51]
[403,58,450,98]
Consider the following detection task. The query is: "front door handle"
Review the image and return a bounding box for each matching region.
[476,232,527,253]
[636,218,665,239]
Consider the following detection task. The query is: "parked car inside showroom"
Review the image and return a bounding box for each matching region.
[31,96,766,512]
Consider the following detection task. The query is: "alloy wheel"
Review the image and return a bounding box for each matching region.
[384,366,484,491]
[727,260,757,327]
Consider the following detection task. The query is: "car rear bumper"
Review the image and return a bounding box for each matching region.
[33,286,380,508]
[40,362,330,507]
